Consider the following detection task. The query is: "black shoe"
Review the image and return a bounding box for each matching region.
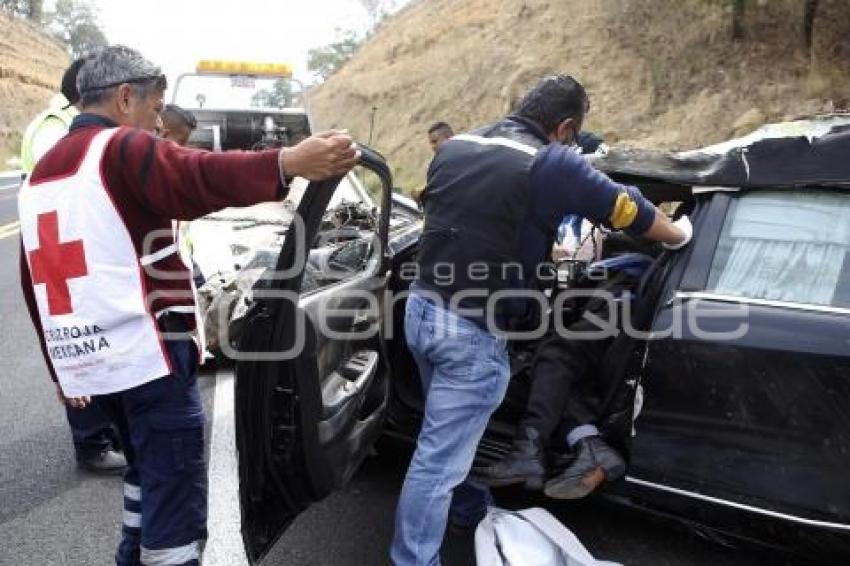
[475,427,545,490]
[77,449,127,475]
[543,436,625,500]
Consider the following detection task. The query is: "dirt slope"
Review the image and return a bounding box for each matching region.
[0,11,69,168]
[310,0,850,190]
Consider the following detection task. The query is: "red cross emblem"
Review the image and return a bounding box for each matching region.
[29,211,89,316]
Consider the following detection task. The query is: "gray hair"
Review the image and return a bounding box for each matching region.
[77,45,166,107]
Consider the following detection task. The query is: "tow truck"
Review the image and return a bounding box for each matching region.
[169,60,420,353]
[171,59,311,152]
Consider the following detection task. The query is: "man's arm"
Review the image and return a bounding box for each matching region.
[106,129,359,221]
[531,144,689,247]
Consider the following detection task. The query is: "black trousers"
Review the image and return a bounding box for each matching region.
[520,296,618,448]
[65,402,118,458]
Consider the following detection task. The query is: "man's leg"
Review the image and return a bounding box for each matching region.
[448,479,493,529]
[478,302,615,489]
[405,302,495,532]
[391,294,510,566]
[93,392,141,565]
[65,403,126,474]
[542,304,627,499]
[477,336,594,488]
[124,339,207,566]
[529,316,616,439]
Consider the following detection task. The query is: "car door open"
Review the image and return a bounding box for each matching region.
[233,147,394,563]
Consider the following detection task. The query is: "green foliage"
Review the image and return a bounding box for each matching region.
[0,0,39,20]
[1,0,106,55]
[251,78,294,108]
[307,30,363,81]
[359,0,402,27]
[297,1,403,83]
[48,0,107,58]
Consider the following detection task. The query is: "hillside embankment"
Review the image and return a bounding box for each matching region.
[0,11,68,168]
[310,0,850,190]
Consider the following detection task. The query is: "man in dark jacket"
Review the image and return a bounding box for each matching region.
[390,75,691,566]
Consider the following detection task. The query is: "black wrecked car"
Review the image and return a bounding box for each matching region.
[229,117,850,564]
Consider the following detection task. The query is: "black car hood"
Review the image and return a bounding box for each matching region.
[594,115,850,191]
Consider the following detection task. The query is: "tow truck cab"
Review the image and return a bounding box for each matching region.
[171,59,311,151]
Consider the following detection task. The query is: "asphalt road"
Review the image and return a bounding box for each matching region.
[0,179,777,565]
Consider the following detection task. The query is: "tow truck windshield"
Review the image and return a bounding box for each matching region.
[172,74,305,110]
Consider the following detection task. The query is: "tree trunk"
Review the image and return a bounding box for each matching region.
[802,0,819,52]
[731,0,746,40]
[27,0,42,23]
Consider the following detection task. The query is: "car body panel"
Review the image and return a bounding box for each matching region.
[620,184,850,561]
[234,148,395,563]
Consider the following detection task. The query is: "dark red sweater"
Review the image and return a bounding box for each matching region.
[20,113,286,381]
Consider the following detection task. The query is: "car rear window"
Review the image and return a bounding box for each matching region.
[707,190,850,308]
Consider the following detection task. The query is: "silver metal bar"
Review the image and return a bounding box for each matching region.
[625,476,850,531]
[674,291,850,316]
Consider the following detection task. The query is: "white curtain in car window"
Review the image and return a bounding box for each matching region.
[712,191,850,306]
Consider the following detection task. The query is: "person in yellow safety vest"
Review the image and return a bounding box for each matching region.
[20,56,128,475]
[20,58,88,176]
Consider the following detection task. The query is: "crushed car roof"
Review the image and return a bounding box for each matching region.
[594,115,850,191]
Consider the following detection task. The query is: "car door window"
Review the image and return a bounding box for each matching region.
[301,167,382,293]
[706,190,850,308]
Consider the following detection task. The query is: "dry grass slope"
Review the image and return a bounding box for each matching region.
[310,0,850,190]
[0,11,69,168]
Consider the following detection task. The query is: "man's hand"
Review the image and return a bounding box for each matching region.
[643,208,693,250]
[661,215,693,250]
[54,382,91,409]
[279,130,361,181]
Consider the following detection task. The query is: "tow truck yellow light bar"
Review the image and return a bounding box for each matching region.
[196,60,293,77]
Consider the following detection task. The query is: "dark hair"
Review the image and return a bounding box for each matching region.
[516,75,589,134]
[61,58,88,106]
[162,104,197,130]
[428,121,454,135]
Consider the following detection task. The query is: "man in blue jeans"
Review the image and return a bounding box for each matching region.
[391,75,691,565]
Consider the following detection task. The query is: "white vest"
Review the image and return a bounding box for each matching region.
[18,128,172,397]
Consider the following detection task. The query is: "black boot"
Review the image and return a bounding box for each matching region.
[476,427,545,490]
[77,449,127,475]
[543,436,625,499]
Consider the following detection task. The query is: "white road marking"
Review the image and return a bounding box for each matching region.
[0,177,21,191]
[203,370,249,565]
[0,221,21,240]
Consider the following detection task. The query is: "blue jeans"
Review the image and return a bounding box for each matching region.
[94,339,207,566]
[391,292,510,566]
